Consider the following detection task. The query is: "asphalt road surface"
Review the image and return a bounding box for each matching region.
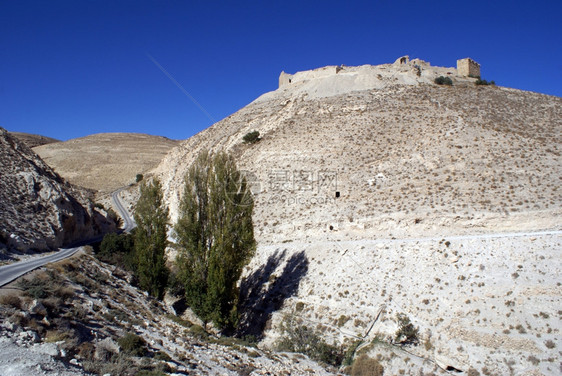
[0,188,135,287]
[111,188,136,233]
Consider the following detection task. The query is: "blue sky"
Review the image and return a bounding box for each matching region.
[1,0,560,141]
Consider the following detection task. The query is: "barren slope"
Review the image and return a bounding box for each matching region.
[9,132,60,148]
[34,133,179,192]
[0,128,114,254]
[154,61,562,374]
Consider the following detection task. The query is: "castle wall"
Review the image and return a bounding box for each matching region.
[279,71,292,88]
[457,58,480,77]
[279,66,339,88]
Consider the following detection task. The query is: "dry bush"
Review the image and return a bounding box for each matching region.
[351,354,384,376]
[45,328,74,343]
[0,294,22,309]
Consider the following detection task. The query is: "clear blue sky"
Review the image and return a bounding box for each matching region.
[1,0,560,141]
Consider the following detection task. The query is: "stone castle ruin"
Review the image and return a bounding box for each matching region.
[456,58,480,77]
[278,56,481,88]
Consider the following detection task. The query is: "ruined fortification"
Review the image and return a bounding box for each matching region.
[456,57,480,77]
[278,56,481,88]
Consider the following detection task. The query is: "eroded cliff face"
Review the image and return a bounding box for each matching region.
[0,127,114,252]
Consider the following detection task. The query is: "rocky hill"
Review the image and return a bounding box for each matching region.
[34,133,179,192]
[0,250,336,375]
[154,59,562,374]
[9,132,60,148]
[0,127,114,254]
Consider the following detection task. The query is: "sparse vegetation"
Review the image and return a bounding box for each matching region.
[475,78,495,86]
[118,333,147,357]
[96,232,136,272]
[351,354,384,376]
[434,76,453,86]
[342,340,362,366]
[242,131,261,144]
[0,294,22,309]
[276,315,344,367]
[394,313,419,346]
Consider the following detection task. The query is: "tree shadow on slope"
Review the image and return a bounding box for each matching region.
[237,249,308,339]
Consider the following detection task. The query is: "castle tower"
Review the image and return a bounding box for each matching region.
[279,71,293,88]
[457,58,480,78]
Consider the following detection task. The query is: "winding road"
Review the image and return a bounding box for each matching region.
[0,188,135,287]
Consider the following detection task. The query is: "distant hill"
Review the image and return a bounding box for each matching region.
[34,133,179,192]
[0,127,114,253]
[9,131,60,148]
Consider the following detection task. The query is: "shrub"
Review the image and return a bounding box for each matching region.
[18,271,63,299]
[0,294,22,309]
[189,324,209,340]
[106,208,122,227]
[394,313,419,346]
[544,340,555,349]
[434,76,453,86]
[118,333,147,356]
[276,315,344,367]
[342,340,362,366]
[96,232,136,272]
[136,174,144,183]
[351,354,384,376]
[242,131,261,144]
[475,79,495,86]
[154,350,171,361]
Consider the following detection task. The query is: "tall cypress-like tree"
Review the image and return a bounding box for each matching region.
[134,178,169,299]
[174,150,255,330]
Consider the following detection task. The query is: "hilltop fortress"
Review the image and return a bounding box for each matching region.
[278,56,481,89]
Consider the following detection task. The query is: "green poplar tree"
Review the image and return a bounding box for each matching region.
[134,178,169,299]
[174,150,255,330]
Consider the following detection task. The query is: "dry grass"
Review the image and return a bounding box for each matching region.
[34,133,179,191]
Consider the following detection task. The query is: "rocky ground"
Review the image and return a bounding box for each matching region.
[0,250,341,376]
[0,127,115,254]
[152,60,561,374]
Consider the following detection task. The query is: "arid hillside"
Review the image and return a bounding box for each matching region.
[156,62,561,239]
[154,60,562,375]
[0,128,114,254]
[9,132,60,148]
[34,133,179,192]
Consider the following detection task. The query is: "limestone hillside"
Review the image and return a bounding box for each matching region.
[34,133,179,192]
[156,61,561,239]
[154,60,562,375]
[9,132,60,148]
[0,127,115,254]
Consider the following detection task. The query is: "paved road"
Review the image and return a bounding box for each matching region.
[0,188,135,287]
[111,188,136,233]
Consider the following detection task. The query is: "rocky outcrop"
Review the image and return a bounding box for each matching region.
[0,127,114,252]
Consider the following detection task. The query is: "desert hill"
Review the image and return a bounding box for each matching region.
[9,131,60,148]
[157,60,561,239]
[154,59,562,374]
[34,133,179,192]
[0,127,114,254]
